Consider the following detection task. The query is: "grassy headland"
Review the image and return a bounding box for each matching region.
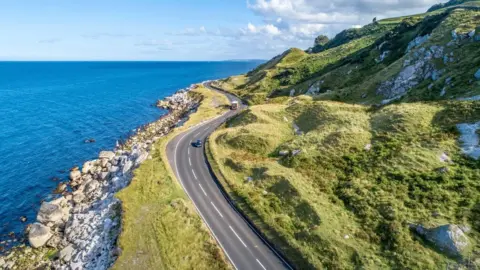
[113,85,231,270]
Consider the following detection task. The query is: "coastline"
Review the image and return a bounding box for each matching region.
[0,83,205,269]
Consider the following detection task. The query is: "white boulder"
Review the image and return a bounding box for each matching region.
[28,223,53,248]
[37,202,64,224]
[98,151,115,160]
[69,170,81,181]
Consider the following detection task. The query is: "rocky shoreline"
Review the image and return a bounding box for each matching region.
[0,84,203,270]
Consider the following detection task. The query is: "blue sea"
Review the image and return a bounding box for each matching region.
[0,61,262,247]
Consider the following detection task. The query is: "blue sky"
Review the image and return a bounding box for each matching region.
[0,0,446,61]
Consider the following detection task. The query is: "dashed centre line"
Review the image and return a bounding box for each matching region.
[199,184,208,197]
[229,225,247,248]
[189,156,192,166]
[192,169,197,180]
[211,201,223,218]
[256,259,267,270]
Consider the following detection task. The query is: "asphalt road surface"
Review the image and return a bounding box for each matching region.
[166,83,291,270]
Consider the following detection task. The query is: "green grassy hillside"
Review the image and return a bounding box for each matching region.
[209,99,480,269]
[212,2,480,105]
[208,1,480,269]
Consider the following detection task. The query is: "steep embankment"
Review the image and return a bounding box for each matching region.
[208,1,480,269]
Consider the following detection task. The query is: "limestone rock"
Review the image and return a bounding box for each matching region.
[289,89,295,97]
[425,224,470,257]
[122,160,133,175]
[37,202,64,224]
[69,170,81,181]
[29,223,53,248]
[99,171,111,181]
[98,151,115,160]
[135,152,149,166]
[475,68,480,80]
[84,180,100,195]
[59,244,75,262]
[109,166,119,174]
[73,193,85,204]
[82,161,95,174]
[306,81,321,96]
[54,182,67,194]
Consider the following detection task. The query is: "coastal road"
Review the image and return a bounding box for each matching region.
[166,83,291,270]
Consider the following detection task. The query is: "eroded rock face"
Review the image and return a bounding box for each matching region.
[376,43,444,102]
[28,223,53,248]
[306,81,322,96]
[424,225,470,257]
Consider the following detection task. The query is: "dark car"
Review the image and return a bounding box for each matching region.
[192,139,203,148]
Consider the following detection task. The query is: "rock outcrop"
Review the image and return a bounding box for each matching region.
[377,43,445,102]
[412,224,471,257]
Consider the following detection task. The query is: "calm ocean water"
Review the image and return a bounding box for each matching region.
[0,61,262,246]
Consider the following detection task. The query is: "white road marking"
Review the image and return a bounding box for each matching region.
[203,127,209,132]
[189,156,192,166]
[256,259,267,270]
[173,125,239,270]
[192,169,197,180]
[171,88,293,270]
[188,147,190,155]
[229,225,247,248]
[194,132,201,137]
[211,201,223,218]
[199,184,208,196]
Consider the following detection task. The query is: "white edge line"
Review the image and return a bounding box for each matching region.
[256,259,267,270]
[199,184,208,197]
[229,225,248,248]
[203,84,296,269]
[173,127,239,270]
[172,89,294,270]
[210,201,223,218]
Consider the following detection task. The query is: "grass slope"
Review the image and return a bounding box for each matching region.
[213,4,480,105]
[208,98,480,269]
[113,86,231,270]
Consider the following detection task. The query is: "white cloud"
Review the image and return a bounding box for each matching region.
[161,0,448,60]
[245,23,281,35]
[247,0,444,24]
[288,23,326,39]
